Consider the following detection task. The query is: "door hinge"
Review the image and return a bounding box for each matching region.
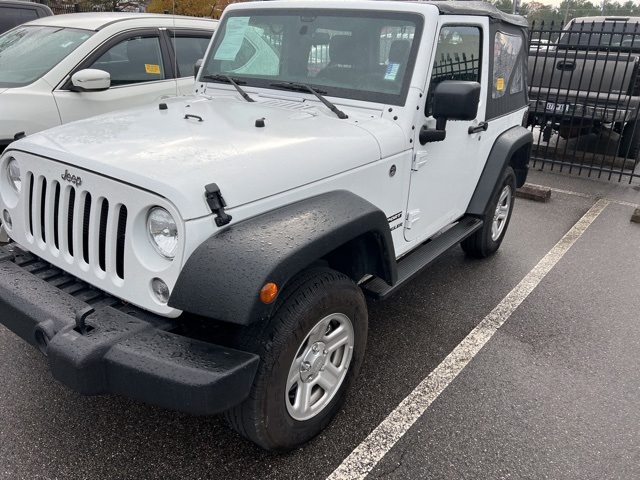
[405,209,420,229]
[412,152,428,171]
[205,183,233,227]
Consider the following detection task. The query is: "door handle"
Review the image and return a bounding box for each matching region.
[468,122,488,134]
[556,61,575,71]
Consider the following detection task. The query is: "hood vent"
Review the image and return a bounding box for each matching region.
[260,99,317,112]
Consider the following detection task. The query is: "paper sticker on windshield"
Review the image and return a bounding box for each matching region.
[384,63,399,80]
[145,64,161,74]
[214,17,250,61]
[496,77,504,91]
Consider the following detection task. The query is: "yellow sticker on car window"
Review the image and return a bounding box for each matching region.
[145,64,161,74]
[496,77,504,91]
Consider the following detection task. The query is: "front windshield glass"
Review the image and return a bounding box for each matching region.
[0,26,93,88]
[201,9,423,106]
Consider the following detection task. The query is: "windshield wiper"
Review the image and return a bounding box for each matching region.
[202,74,255,103]
[270,82,348,119]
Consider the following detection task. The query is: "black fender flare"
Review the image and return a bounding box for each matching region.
[169,191,396,325]
[466,125,532,217]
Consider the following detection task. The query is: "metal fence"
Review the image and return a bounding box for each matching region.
[528,19,640,183]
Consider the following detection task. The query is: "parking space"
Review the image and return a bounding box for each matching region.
[1,169,639,479]
[363,196,640,479]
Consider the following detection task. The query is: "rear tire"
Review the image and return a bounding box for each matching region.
[618,120,640,163]
[225,268,367,452]
[461,166,516,258]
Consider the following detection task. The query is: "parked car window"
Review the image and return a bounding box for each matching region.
[493,31,524,99]
[0,26,93,87]
[89,36,165,86]
[559,20,640,47]
[169,36,211,77]
[0,8,39,34]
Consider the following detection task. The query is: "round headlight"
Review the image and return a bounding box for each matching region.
[147,207,178,259]
[7,158,21,194]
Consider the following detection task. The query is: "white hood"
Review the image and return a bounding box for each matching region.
[13,95,401,220]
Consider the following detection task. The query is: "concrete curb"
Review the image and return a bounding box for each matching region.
[516,183,552,202]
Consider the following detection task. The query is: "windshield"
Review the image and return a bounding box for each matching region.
[0,25,93,87]
[201,9,423,106]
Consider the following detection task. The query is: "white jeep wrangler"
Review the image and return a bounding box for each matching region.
[0,0,531,451]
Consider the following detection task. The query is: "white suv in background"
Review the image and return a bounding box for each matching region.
[0,13,217,152]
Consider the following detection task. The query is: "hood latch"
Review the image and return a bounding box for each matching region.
[205,183,233,227]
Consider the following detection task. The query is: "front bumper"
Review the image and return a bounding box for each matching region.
[0,243,259,415]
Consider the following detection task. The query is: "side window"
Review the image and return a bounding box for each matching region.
[170,35,211,78]
[493,31,523,98]
[426,25,481,116]
[89,36,165,86]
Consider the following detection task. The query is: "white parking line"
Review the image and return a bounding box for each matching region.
[327,198,610,480]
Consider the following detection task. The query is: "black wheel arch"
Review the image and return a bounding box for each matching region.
[466,125,532,218]
[169,191,396,325]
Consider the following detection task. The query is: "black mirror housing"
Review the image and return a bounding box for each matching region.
[420,81,481,145]
[432,80,481,121]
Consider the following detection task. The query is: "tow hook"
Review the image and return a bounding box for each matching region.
[75,307,95,335]
[34,319,56,356]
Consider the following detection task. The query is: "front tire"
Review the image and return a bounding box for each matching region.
[225,268,367,452]
[461,166,516,258]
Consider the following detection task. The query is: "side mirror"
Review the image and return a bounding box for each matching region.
[70,69,111,92]
[194,58,203,79]
[420,80,481,144]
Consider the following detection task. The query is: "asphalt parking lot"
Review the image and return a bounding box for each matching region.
[1,168,639,480]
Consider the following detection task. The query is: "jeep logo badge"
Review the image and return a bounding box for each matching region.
[61,169,82,187]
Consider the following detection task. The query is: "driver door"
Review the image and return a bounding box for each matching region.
[405,19,493,242]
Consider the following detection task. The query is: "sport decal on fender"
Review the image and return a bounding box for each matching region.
[387,211,402,223]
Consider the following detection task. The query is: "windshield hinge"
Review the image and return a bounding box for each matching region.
[405,209,420,229]
[205,183,233,227]
[412,152,428,171]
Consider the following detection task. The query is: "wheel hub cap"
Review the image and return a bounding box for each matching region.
[285,313,355,421]
[491,185,512,241]
[299,342,328,383]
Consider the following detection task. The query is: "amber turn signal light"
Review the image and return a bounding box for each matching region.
[260,282,278,304]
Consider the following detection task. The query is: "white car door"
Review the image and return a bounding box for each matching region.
[53,32,179,124]
[405,18,495,243]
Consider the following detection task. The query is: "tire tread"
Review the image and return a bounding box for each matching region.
[224,268,366,451]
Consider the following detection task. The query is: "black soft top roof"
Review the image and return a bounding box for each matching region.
[408,1,528,28]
